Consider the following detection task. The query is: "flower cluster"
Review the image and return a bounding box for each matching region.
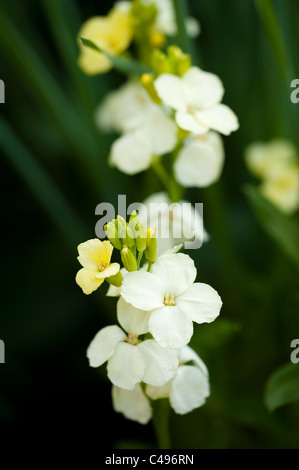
[245,139,299,214]
[76,213,222,423]
[75,0,238,426]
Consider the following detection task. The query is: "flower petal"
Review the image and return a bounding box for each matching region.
[96,262,120,279]
[176,110,208,134]
[110,129,153,175]
[148,306,193,349]
[117,297,151,335]
[137,339,178,386]
[178,346,209,376]
[174,132,224,188]
[182,67,224,108]
[170,365,210,414]
[121,271,165,311]
[154,74,187,111]
[176,282,222,324]
[151,253,196,297]
[142,108,178,155]
[145,381,172,400]
[76,268,104,295]
[112,384,152,424]
[77,239,113,269]
[107,342,145,390]
[87,325,126,368]
[195,104,239,136]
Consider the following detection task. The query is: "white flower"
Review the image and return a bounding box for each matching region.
[146,346,210,414]
[95,81,151,134]
[121,253,222,349]
[154,66,239,136]
[260,165,299,215]
[174,132,224,188]
[137,191,208,256]
[87,297,178,389]
[111,347,210,423]
[109,107,177,175]
[142,0,200,38]
[112,384,152,424]
[245,139,297,179]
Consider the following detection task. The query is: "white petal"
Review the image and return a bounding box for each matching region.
[121,271,165,311]
[154,74,187,111]
[87,325,126,368]
[142,109,178,155]
[110,129,152,175]
[151,253,196,297]
[176,110,208,134]
[148,306,193,349]
[107,342,145,390]
[182,67,224,109]
[174,132,224,188]
[145,381,172,400]
[178,346,209,376]
[176,282,222,324]
[137,339,178,386]
[112,384,152,424]
[170,365,210,414]
[195,104,239,135]
[117,297,151,335]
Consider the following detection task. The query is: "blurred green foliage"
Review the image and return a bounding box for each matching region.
[0,0,299,449]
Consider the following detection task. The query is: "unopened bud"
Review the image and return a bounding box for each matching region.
[104,220,122,251]
[136,221,147,252]
[145,228,157,263]
[121,245,138,272]
[106,270,123,288]
[117,215,135,248]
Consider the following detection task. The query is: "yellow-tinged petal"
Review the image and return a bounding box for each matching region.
[77,239,113,269]
[78,9,133,76]
[95,262,120,280]
[76,268,104,295]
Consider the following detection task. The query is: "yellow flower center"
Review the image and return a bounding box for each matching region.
[127,333,139,345]
[164,294,176,306]
[98,263,108,272]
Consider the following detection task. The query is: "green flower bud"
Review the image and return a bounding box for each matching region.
[145,228,157,263]
[117,215,135,248]
[106,270,123,288]
[104,220,122,251]
[167,45,191,77]
[136,221,147,253]
[121,245,138,272]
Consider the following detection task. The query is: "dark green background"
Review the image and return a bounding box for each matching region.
[0,0,299,449]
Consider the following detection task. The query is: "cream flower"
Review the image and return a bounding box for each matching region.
[76,239,120,295]
[121,253,222,349]
[260,165,299,215]
[78,7,133,75]
[174,132,224,187]
[137,191,208,256]
[146,346,210,414]
[154,66,239,136]
[111,347,210,423]
[109,107,177,175]
[112,384,152,424]
[87,298,178,390]
[245,139,297,179]
[95,81,151,134]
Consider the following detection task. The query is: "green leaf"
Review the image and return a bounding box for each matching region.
[245,185,299,271]
[191,319,241,349]
[80,37,153,75]
[264,362,299,412]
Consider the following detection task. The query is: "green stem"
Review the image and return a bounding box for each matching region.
[152,399,171,449]
[137,250,144,269]
[172,0,198,63]
[147,261,152,272]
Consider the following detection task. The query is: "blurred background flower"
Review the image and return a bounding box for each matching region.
[1,0,299,450]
